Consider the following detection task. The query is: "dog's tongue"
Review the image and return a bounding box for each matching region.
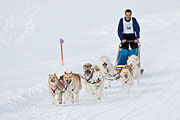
[64,82,68,86]
[125,75,128,79]
[86,73,89,76]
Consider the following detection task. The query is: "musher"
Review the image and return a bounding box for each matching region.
[117,9,140,65]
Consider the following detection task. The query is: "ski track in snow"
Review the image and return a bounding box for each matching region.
[0,1,180,120]
[0,0,41,49]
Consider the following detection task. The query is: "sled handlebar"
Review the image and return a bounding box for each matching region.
[122,40,139,43]
[119,40,141,48]
[120,40,140,44]
[126,40,135,43]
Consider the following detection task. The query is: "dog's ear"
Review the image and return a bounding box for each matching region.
[70,71,72,74]
[60,75,64,80]
[89,63,92,67]
[83,64,86,68]
[64,71,67,74]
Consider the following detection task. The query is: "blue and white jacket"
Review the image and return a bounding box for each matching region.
[117,17,140,41]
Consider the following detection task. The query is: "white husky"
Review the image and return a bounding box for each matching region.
[89,70,104,101]
[119,65,134,94]
[127,55,141,84]
[99,56,115,89]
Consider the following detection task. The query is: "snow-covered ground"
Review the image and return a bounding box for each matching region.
[0,0,180,120]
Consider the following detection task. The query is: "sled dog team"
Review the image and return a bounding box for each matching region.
[48,55,141,104]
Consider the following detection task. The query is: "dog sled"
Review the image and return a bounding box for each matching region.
[114,40,141,70]
[110,40,144,79]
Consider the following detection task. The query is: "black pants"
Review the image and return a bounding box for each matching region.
[121,33,138,50]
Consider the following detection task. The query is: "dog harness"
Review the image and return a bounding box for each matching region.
[92,79,102,88]
[104,68,118,80]
[82,72,94,83]
[125,80,129,84]
[61,86,68,93]
[82,71,102,87]
[105,69,113,77]
[51,86,61,93]
[61,81,71,94]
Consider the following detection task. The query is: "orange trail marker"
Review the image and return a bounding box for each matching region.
[60,38,64,66]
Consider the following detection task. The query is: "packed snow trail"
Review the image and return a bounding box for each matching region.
[0,0,180,120]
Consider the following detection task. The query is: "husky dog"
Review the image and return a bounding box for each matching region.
[48,73,64,104]
[99,56,115,89]
[82,63,100,94]
[119,65,134,94]
[127,55,141,84]
[63,72,82,103]
[82,63,94,94]
[88,68,104,101]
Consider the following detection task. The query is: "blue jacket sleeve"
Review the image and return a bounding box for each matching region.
[132,17,140,39]
[117,18,124,41]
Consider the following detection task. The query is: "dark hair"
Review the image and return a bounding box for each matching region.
[125,9,132,14]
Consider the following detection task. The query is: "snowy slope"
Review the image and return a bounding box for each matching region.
[0,0,180,120]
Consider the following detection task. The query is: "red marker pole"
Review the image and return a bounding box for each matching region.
[60,38,64,66]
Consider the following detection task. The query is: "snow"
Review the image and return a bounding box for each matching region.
[0,0,180,120]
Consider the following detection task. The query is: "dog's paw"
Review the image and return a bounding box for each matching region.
[90,92,95,95]
[52,102,56,104]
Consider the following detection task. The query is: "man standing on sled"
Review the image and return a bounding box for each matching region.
[117,9,140,65]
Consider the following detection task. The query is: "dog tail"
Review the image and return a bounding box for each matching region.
[92,65,100,72]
